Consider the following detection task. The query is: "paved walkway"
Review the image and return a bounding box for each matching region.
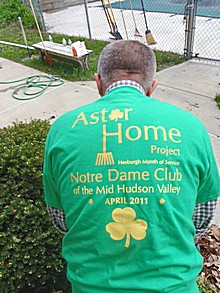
[0,57,219,225]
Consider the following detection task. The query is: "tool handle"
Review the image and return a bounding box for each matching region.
[118,0,128,39]
[29,0,48,55]
[101,0,113,30]
[101,0,123,39]
[128,0,136,26]
[140,0,149,31]
[107,0,117,24]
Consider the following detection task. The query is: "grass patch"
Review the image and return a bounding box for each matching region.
[0,24,186,82]
[0,24,107,81]
[155,50,186,71]
[215,94,220,109]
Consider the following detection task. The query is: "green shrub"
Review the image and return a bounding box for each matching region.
[0,120,70,292]
[0,0,37,29]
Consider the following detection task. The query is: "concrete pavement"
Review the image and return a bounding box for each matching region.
[0,57,219,225]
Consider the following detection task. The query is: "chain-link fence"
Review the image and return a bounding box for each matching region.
[193,0,220,61]
[37,0,220,61]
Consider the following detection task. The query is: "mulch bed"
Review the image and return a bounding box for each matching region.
[198,224,220,291]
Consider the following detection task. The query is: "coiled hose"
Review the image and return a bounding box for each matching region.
[0,74,64,100]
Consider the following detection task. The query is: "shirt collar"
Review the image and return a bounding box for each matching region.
[105,80,146,96]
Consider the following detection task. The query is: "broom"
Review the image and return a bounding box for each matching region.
[95,135,115,166]
[29,0,52,64]
[140,0,156,45]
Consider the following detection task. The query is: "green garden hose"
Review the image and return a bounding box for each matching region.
[0,74,64,100]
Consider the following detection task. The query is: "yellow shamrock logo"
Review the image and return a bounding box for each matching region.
[106,207,148,248]
[109,109,124,121]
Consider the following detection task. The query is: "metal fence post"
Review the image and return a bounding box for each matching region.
[84,0,92,40]
[37,0,46,31]
[184,0,197,59]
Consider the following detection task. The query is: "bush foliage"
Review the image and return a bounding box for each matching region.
[0,120,70,292]
[0,0,36,29]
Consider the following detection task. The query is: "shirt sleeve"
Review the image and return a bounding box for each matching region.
[43,128,63,209]
[193,199,217,238]
[196,126,219,204]
[47,205,68,234]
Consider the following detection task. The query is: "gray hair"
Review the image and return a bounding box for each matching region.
[97,40,156,92]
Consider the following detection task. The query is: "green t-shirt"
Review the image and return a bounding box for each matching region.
[44,86,219,292]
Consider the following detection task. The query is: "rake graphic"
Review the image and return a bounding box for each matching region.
[95,135,115,166]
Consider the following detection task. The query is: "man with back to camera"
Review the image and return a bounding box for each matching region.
[43,40,219,292]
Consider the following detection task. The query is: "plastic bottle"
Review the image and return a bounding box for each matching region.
[68,39,72,46]
[48,35,53,42]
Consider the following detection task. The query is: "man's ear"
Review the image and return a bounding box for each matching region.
[146,80,158,97]
[94,73,104,96]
